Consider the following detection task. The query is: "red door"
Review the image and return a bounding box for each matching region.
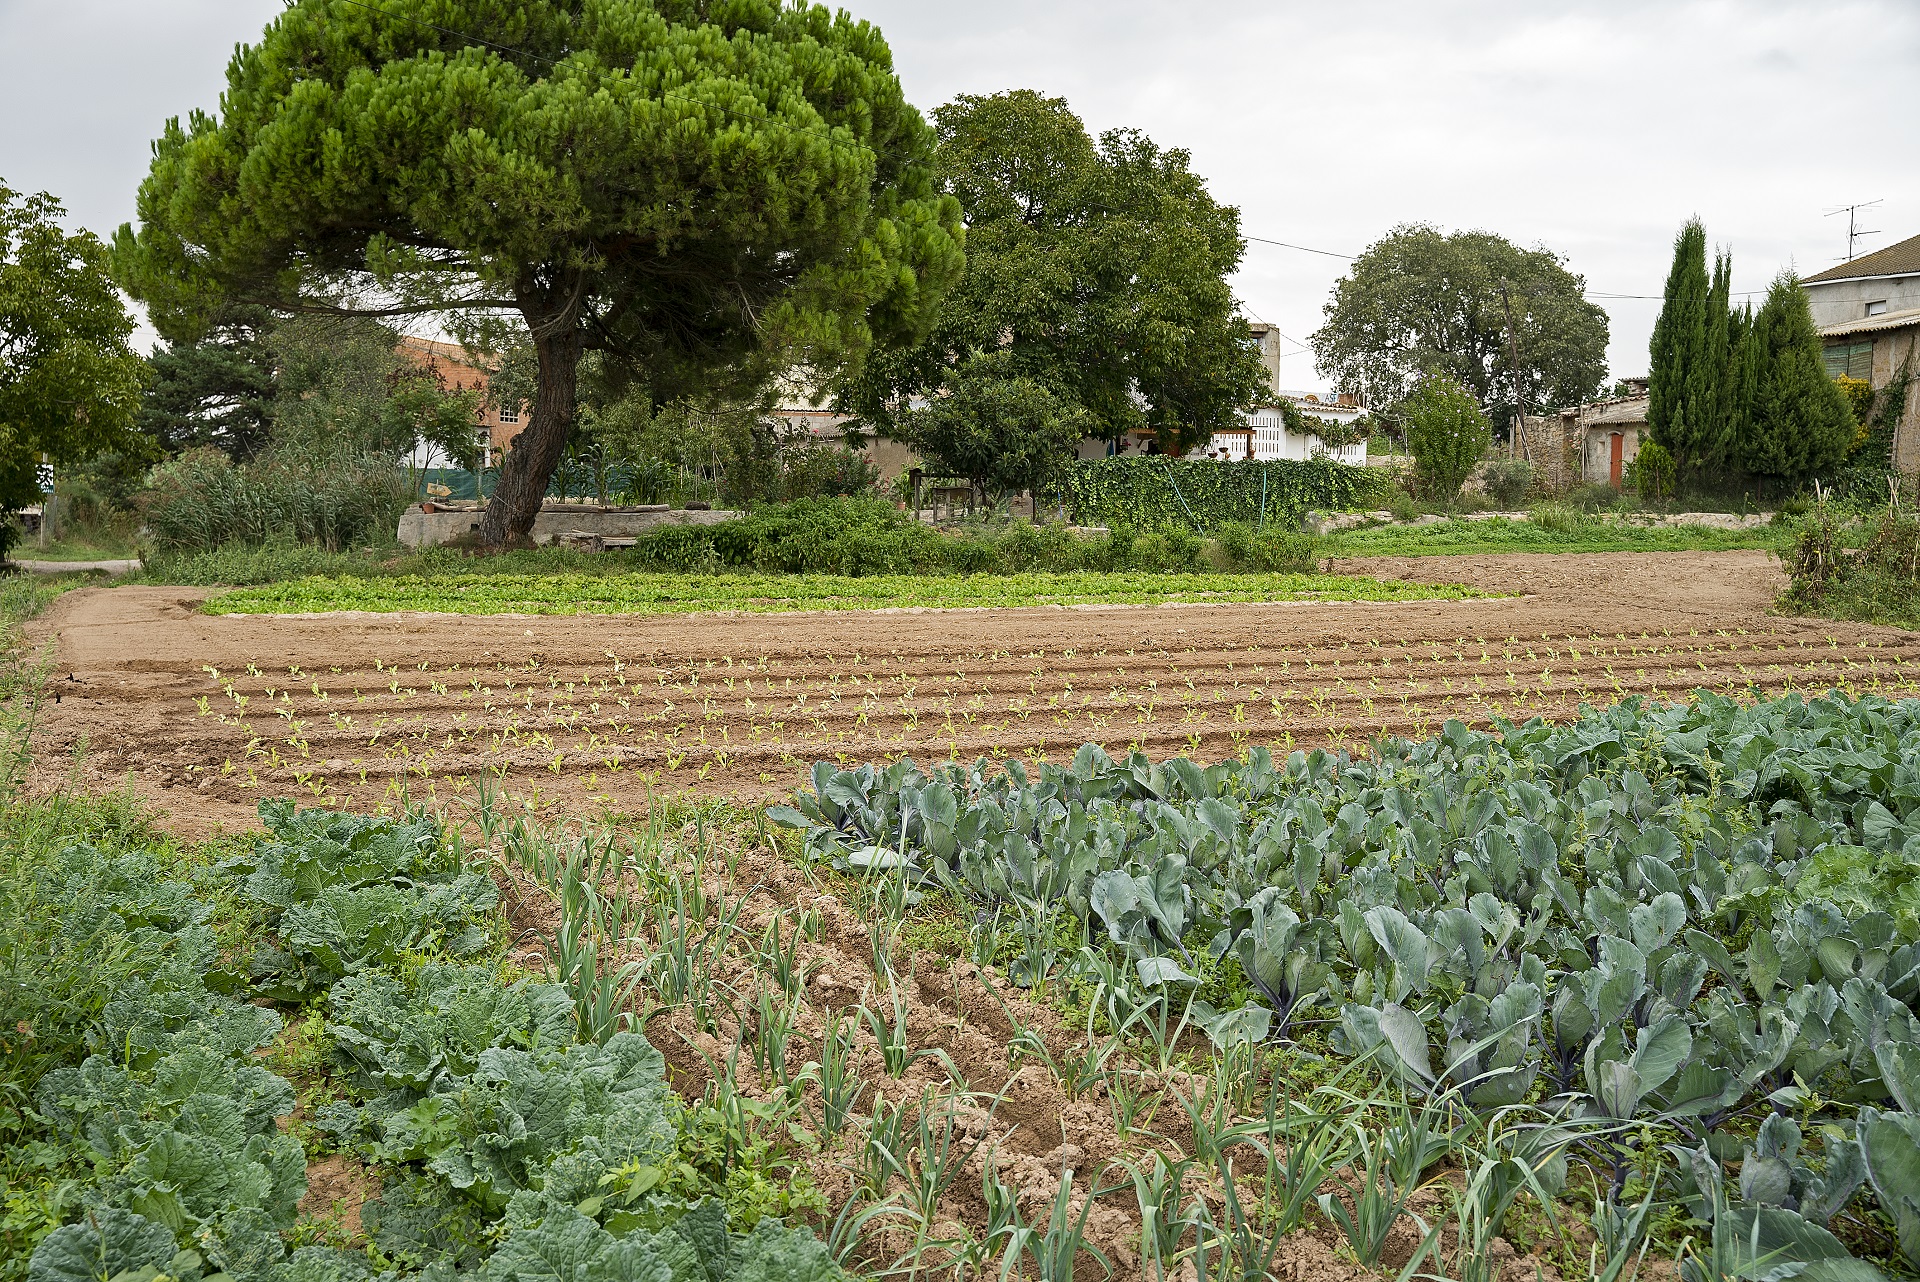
[1609,433,1624,488]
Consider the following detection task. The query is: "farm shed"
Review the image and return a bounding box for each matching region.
[1523,391,1650,490]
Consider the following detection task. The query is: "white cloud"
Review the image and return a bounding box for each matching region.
[3,0,1914,385]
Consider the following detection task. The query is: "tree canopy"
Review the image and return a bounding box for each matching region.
[898,351,1093,505]
[138,304,277,461]
[0,181,147,520]
[115,0,964,545]
[840,90,1266,458]
[1309,224,1609,423]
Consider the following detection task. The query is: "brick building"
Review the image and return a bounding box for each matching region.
[398,336,526,465]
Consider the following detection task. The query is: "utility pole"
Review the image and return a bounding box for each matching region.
[1825,199,1882,263]
[1498,281,1531,463]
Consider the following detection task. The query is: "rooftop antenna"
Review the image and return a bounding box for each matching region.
[1824,199,1882,262]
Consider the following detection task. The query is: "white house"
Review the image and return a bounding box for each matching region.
[1190,322,1369,463]
[1212,395,1369,464]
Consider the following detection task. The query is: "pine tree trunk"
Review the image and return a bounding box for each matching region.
[477,320,582,547]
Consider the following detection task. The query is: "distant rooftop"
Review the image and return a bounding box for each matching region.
[1802,232,1920,284]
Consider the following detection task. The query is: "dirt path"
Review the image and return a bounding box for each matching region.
[24,551,1920,835]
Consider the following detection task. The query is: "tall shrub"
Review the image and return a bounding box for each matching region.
[1401,371,1490,503]
[1738,274,1856,488]
[1630,438,1676,501]
[139,447,412,553]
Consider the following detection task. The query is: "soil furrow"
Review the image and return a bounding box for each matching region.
[27,551,1920,835]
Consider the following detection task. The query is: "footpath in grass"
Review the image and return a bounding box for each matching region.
[202,568,1493,616]
[1324,514,1786,558]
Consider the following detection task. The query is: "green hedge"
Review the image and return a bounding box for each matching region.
[1063,457,1385,531]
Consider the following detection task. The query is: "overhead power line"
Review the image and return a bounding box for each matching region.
[1244,235,1356,259]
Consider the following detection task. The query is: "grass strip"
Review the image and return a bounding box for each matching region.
[203,569,1493,617]
[1324,515,1785,558]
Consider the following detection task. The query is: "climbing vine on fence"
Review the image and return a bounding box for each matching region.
[1063,457,1386,531]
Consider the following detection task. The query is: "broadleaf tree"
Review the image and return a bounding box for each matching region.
[898,352,1094,510]
[1310,224,1609,426]
[0,181,148,536]
[840,91,1266,459]
[115,0,965,546]
[268,316,485,468]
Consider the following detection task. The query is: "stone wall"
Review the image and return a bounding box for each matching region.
[397,504,738,549]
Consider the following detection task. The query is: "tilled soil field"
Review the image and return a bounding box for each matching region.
[28,550,1920,834]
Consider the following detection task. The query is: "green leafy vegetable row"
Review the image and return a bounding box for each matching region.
[21,802,841,1282]
[201,569,1486,618]
[776,691,1920,1274]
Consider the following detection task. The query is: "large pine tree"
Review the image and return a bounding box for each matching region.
[1737,274,1855,486]
[1647,220,1711,473]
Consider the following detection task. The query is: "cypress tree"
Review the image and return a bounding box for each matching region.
[1698,250,1734,473]
[1648,220,1711,473]
[1738,273,1854,487]
[1723,303,1756,478]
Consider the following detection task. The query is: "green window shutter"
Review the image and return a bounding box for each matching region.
[1850,342,1874,380]
[1826,342,1875,380]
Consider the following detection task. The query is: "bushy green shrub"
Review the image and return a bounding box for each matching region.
[1783,497,1920,627]
[1064,457,1384,532]
[631,497,1114,578]
[997,521,1093,572]
[1212,521,1321,572]
[1629,439,1676,501]
[1480,458,1535,509]
[1401,371,1490,503]
[1128,526,1203,572]
[1564,482,1624,512]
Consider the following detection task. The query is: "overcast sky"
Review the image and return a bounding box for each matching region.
[3,0,1916,390]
